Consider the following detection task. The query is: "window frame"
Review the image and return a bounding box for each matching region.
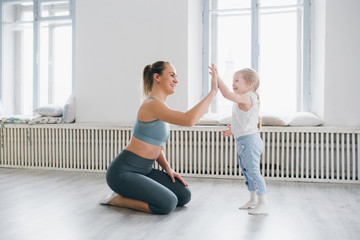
[202,0,311,112]
[0,0,75,113]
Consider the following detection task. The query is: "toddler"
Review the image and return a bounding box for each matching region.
[212,65,268,215]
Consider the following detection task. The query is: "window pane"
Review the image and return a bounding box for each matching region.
[3,23,34,115]
[211,0,251,10]
[40,1,70,17]
[39,22,49,106]
[1,1,73,115]
[53,24,72,105]
[204,0,308,116]
[258,8,302,115]
[212,13,251,115]
[39,21,72,106]
[259,0,303,7]
[2,2,33,22]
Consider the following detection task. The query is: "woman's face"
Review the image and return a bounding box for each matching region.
[157,63,178,95]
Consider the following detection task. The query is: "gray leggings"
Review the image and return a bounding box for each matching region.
[106,150,191,214]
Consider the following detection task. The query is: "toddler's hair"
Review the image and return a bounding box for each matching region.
[237,68,261,130]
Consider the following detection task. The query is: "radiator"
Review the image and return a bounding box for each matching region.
[0,124,359,183]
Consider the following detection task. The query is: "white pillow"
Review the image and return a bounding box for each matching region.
[287,112,323,126]
[261,114,288,126]
[219,115,231,125]
[196,113,221,125]
[34,104,63,117]
[62,93,76,123]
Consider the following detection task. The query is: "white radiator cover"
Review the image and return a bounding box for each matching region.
[1,124,359,183]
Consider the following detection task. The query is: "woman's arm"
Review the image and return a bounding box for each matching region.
[156,150,172,173]
[156,151,188,186]
[150,64,219,127]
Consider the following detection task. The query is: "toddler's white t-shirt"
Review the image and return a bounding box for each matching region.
[231,92,259,139]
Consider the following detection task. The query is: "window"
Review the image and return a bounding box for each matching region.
[0,0,74,115]
[203,0,310,116]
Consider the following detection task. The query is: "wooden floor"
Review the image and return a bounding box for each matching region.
[0,168,359,240]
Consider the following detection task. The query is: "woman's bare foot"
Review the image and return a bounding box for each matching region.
[99,192,151,213]
[107,194,125,206]
[99,192,119,205]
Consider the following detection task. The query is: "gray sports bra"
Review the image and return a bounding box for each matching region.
[132,97,170,146]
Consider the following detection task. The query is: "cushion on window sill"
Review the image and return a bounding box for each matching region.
[62,93,76,123]
[34,104,63,117]
[196,113,222,125]
[1,115,35,124]
[28,116,63,124]
[261,114,288,126]
[287,112,323,126]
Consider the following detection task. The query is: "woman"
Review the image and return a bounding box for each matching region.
[100,61,218,214]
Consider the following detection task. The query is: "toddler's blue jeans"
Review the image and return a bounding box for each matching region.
[236,133,267,195]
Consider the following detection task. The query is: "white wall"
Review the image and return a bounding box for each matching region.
[187,0,203,109]
[324,0,360,126]
[75,0,202,125]
[2,31,15,115]
[76,0,360,126]
[311,0,360,126]
[310,0,326,120]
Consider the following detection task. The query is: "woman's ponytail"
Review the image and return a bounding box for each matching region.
[143,65,153,98]
[142,61,169,98]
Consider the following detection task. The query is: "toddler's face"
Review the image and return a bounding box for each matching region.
[232,72,253,94]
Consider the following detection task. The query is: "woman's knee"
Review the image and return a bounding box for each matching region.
[150,193,178,214]
[177,186,191,206]
[162,195,178,214]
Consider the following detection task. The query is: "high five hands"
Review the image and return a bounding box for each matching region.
[209,64,233,138]
[209,63,219,93]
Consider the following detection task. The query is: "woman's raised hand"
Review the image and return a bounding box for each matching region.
[209,63,219,93]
